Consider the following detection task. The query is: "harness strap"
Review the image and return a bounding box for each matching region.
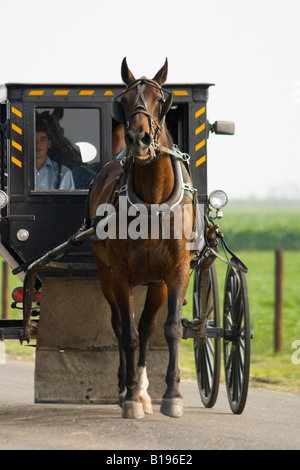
[210,235,248,273]
[154,143,190,161]
[113,77,172,147]
[125,155,195,215]
[120,144,192,172]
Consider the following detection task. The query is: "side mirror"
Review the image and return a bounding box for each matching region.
[211,121,235,135]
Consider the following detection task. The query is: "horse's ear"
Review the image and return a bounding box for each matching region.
[121,57,135,85]
[153,58,168,85]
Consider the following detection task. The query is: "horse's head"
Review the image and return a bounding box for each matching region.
[112,58,173,164]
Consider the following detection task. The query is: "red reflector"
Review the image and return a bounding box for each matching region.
[34,291,41,301]
[11,286,23,302]
[11,287,41,303]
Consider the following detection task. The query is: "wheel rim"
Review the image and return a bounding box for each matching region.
[223,267,250,414]
[193,264,221,408]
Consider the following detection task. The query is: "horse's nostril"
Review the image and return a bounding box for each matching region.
[140,132,151,148]
[125,131,135,147]
[125,130,151,151]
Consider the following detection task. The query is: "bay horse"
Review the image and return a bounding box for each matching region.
[89,58,196,418]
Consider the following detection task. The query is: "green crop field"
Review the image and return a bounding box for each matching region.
[1,201,300,393]
[214,200,300,250]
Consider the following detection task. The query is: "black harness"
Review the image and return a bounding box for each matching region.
[112,78,173,158]
[83,78,199,244]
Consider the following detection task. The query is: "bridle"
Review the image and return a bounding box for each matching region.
[112,78,173,154]
[110,79,196,224]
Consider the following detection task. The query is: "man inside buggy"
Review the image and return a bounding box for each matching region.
[35,111,75,190]
[34,109,100,190]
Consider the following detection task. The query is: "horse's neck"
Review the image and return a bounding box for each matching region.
[134,145,174,204]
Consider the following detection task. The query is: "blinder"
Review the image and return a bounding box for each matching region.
[160,90,173,120]
[112,99,126,124]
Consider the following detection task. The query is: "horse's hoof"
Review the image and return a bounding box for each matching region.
[122,401,145,419]
[118,389,126,407]
[160,397,183,418]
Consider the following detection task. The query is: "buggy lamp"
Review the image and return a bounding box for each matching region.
[209,190,228,209]
[0,190,8,209]
[209,190,228,218]
[16,229,29,242]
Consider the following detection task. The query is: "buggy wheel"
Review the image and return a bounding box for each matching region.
[223,265,250,414]
[193,263,221,408]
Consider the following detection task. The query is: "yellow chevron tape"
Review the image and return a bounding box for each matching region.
[173,90,188,96]
[79,90,95,95]
[12,123,22,135]
[196,156,206,167]
[54,90,69,95]
[29,90,44,96]
[11,107,22,118]
[12,140,22,152]
[11,156,22,168]
[104,90,114,96]
[195,107,205,118]
[195,140,205,152]
[195,123,205,135]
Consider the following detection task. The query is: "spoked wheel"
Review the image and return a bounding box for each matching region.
[223,265,251,414]
[193,263,221,408]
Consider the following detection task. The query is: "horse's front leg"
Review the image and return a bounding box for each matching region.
[137,282,168,414]
[94,261,127,405]
[114,283,145,419]
[110,305,126,405]
[161,270,190,418]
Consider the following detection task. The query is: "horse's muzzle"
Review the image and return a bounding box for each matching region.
[125,130,155,163]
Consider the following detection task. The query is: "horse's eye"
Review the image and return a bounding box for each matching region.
[121,96,127,105]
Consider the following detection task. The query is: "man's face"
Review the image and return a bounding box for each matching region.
[36,131,51,169]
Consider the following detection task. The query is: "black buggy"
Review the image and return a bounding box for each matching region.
[0,81,252,413]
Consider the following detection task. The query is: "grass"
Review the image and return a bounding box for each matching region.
[215,200,300,250]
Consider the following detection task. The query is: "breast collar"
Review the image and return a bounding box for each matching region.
[113,151,196,216]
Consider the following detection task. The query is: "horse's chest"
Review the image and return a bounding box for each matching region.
[110,238,183,285]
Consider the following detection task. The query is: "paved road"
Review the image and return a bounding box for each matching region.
[0,361,299,450]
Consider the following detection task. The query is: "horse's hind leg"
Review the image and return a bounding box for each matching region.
[137,282,168,414]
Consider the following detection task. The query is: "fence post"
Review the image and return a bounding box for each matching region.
[275,249,283,352]
[2,261,9,319]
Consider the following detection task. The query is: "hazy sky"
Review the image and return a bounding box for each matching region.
[1,0,299,199]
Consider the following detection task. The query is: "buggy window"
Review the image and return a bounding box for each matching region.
[35,107,100,190]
